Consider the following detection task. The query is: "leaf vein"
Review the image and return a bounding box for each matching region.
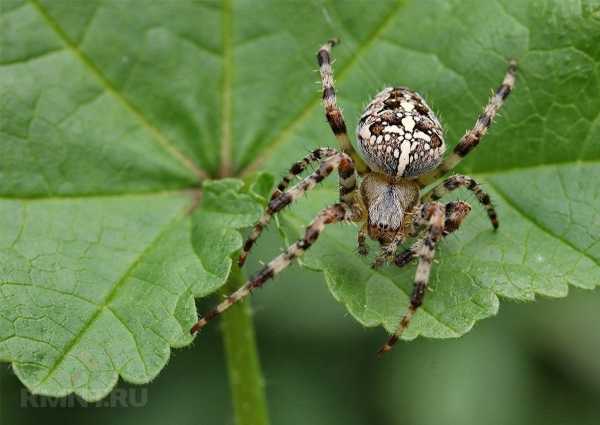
[487,180,600,269]
[239,0,407,175]
[219,0,233,177]
[26,0,207,180]
[34,210,186,386]
[105,307,149,378]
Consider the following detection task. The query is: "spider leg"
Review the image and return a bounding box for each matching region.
[191,203,358,334]
[418,60,517,186]
[357,223,369,256]
[317,39,369,174]
[269,147,338,201]
[372,239,401,269]
[421,174,498,229]
[378,202,446,356]
[395,201,472,268]
[238,152,358,266]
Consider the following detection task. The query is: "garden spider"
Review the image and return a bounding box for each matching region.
[191,39,517,355]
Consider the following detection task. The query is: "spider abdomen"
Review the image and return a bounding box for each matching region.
[356,87,446,178]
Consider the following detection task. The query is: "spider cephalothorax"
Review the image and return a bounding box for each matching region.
[192,39,517,355]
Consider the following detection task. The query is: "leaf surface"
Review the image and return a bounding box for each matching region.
[1,0,599,399]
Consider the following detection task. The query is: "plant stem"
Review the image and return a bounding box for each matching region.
[220,265,270,425]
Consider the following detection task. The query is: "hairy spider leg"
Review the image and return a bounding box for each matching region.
[418,60,517,186]
[239,152,357,266]
[357,223,369,256]
[317,39,369,174]
[378,202,446,355]
[192,203,359,334]
[269,147,339,201]
[394,201,472,268]
[372,236,403,269]
[422,174,498,229]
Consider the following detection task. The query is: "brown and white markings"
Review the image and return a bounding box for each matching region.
[191,39,517,355]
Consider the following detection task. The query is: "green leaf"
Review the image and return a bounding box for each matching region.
[1,0,599,402]
[0,0,265,401]
[270,0,600,338]
[191,179,263,289]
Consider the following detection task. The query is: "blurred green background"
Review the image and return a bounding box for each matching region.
[2,227,599,425]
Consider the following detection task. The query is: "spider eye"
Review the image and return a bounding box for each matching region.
[356,87,446,178]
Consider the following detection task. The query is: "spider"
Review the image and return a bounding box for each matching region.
[191,39,517,355]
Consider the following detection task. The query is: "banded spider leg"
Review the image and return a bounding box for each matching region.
[192,152,361,334]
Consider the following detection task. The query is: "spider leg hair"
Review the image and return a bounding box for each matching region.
[192,203,357,334]
[378,202,446,356]
[357,223,369,256]
[269,147,338,201]
[372,237,402,269]
[317,39,369,174]
[238,152,357,266]
[418,60,517,186]
[395,201,472,268]
[421,174,498,229]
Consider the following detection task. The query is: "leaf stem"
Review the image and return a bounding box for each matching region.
[220,265,270,425]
